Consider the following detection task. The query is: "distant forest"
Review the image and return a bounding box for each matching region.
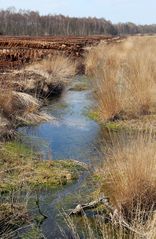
[0,8,156,36]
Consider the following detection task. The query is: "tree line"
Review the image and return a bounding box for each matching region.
[0,8,156,36]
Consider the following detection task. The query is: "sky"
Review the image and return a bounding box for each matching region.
[0,0,156,24]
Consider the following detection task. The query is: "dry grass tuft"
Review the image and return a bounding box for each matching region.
[0,76,51,126]
[86,36,156,121]
[28,54,76,83]
[98,132,156,221]
[0,90,13,116]
[0,76,13,118]
[0,90,40,118]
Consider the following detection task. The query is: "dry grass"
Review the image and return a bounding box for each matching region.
[0,75,51,126]
[0,91,12,118]
[97,132,156,221]
[11,92,39,115]
[0,53,76,126]
[86,36,156,121]
[65,132,156,239]
[0,76,13,118]
[27,54,76,83]
[0,185,31,239]
[64,212,156,239]
[0,73,39,117]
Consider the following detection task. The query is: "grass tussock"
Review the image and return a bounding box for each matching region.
[86,36,156,121]
[0,78,51,127]
[0,89,44,126]
[97,132,156,222]
[0,53,76,130]
[0,74,39,117]
[28,54,76,82]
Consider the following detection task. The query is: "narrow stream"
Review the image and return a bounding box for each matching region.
[18,77,101,238]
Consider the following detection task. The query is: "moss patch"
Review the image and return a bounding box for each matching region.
[0,141,87,237]
[85,110,100,121]
[104,121,124,131]
[0,141,86,192]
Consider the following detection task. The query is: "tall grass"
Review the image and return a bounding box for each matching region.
[86,37,156,121]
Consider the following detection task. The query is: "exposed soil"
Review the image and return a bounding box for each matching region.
[0,35,123,72]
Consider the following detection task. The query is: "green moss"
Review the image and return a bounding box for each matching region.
[104,121,124,131]
[27,160,85,188]
[0,142,86,192]
[4,141,34,157]
[86,110,100,121]
[0,141,87,238]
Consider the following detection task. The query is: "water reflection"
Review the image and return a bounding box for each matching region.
[18,90,100,162]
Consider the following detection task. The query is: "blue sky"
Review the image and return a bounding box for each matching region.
[0,0,155,24]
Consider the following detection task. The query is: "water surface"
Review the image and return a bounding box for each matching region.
[18,80,101,238]
[18,89,100,162]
